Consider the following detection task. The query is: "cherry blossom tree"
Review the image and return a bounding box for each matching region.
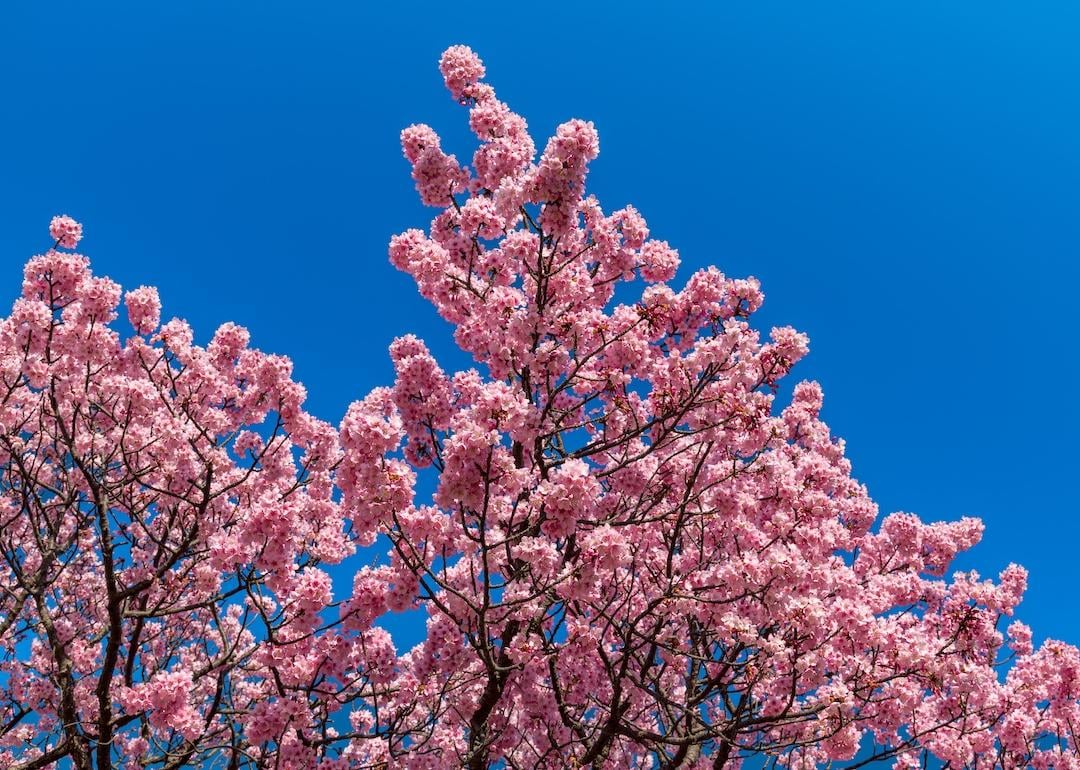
[333,46,1080,770]
[0,218,350,769]
[2,47,1080,770]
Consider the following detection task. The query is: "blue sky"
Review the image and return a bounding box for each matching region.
[2,1,1078,647]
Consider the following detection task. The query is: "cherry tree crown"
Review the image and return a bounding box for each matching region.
[0,44,1077,770]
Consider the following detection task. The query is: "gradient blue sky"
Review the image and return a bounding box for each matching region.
[2,2,1078,646]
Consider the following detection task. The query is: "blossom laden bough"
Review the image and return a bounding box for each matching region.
[343,44,1080,770]
[0,218,356,770]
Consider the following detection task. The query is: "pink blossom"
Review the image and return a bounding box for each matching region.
[439,44,485,101]
[124,285,161,334]
[639,239,680,282]
[49,214,82,248]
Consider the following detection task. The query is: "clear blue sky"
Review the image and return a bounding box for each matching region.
[2,2,1078,646]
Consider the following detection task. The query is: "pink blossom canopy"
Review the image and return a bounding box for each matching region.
[2,46,1079,770]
